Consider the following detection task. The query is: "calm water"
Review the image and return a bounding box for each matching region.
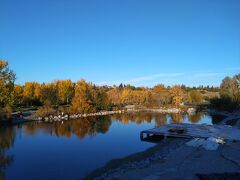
[0,112,216,180]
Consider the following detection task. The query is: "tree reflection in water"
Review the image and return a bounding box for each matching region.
[23,112,208,140]
[188,113,202,123]
[0,127,15,180]
[24,116,112,139]
[170,113,183,123]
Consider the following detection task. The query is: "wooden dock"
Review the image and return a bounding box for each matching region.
[140,123,240,141]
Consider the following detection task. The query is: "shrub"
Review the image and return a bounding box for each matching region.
[0,105,13,121]
[35,101,56,117]
[188,90,203,103]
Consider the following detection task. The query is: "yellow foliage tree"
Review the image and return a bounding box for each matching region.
[169,85,184,107]
[13,84,23,106]
[23,82,39,106]
[71,80,93,113]
[57,80,74,105]
[188,90,203,103]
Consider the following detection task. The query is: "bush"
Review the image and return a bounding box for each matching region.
[35,101,56,117]
[188,90,203,103]
[0,105,13,121]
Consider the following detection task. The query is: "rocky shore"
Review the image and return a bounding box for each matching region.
[85,138,240,180]
[33,110,125,122]
[31,107,195,123]
[85,109,240,180]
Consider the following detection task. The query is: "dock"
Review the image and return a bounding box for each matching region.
[140,123,240,141]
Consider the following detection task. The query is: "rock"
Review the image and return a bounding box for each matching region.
[188,108,196,115]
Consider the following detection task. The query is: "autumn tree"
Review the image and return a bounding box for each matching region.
[188,90,203,103]
[220,74,240,102]
[91,86,110,111]
[107,88,122,105]
[13,84,23,106]
[152,84,171,107]
[71,80,94,113]
[169,85,184,107]
[121,89,133,105]
[57,80,74,105]
[38,82,58,105]
[71,80,110,113]
[210,74,240,111]
[23,82,39,106]
[0,60,16,107]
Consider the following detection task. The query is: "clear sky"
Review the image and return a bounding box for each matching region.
[0,0,239,87]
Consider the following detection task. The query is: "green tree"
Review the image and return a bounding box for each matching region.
[220,74,240,102]
[0,60,16,107]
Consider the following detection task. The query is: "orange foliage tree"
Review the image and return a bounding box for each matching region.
[169,85,184,107]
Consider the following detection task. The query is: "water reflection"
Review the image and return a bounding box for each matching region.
[24,116,112,139]
[0,112,215,180]
[170,114,183,123]
[22,112,211,140]
[188,113,202,123]
[0,127,15,180]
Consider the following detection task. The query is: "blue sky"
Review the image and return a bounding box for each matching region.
[0,0,239,87]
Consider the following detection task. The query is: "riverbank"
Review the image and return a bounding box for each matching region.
[35,107,195,122]
[85,138,240,180]
[1,106,196,126]
[85,109,240,180]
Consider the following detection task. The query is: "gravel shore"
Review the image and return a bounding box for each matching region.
[85,138,240,180]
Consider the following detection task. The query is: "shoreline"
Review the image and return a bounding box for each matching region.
[85,138,187,180]
[85,110,240,180]
[34,107,194,122]
[85,138,240,180]
[4,107,194,125]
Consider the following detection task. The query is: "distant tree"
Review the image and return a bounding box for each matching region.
[57,80,74,105]
[152,84,170,107]
[38,82,58,105]
[210,73,240,112]
[23,82,39,106]
[91,86,110,111]
[188,90,203,103]
[107,88,122,105]
[121,89,132,105]
[220,74,240,102]
[13,84,23,106]
[71,80,94,113]
[118,83,123,89]
[169,86,184,107]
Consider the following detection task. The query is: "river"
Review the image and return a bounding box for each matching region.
[0,112,221,180]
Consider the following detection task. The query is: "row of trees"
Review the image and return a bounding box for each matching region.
[1,59,213,120]
[17,81,189,109]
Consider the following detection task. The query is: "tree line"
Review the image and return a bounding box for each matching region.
[1,59,239,120]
